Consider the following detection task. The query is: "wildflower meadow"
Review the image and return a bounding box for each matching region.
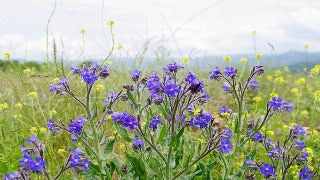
[1,1,320,180]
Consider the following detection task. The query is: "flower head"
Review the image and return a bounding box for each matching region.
[299,166,313,180]
[224,66,237,78]
[248,78,259,90]
[209,66,222,80]
[164,83,179,97]
[130,70,141,81]
[259,163,275,178]
[68,117,87,135]
[133,137,144,149]
[149,115,161,131]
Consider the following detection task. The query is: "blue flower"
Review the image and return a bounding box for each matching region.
[4,172,20,179]
[293,125,305,137]
[268,146,284,159]
[104,91,118,106]
[224,66,237,78]
[252,65,264,75]
[163,62,183,73]
[252,132,264,143]
[293,140,305,150]
[164,83,180,97]
[80,68,98,85]
[185,72,197,85]
[220,139,233,154]
[221,82,231,92]
[98,65,110,79]
[209,66,222,80]
[26,135,38,144]
[68,116,87,135]
[248,78,259,90]
[133,137,144,148]
[49,78,70,95]
[218,106,232,116]
[70,66,81,75]
[192,112,212,129]
[70,148,90,173]
[147,72,160,90]
[19,153,46,173]
[299,166,313,180]
[259,163,275,178]
[268,97,284,110]
[149,115,161,131]
[130,70,141,81]
[283,101,293,112]
[119,112,139,130]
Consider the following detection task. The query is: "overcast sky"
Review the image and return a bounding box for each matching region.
[1,0,320,61]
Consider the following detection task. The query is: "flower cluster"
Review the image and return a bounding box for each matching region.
[112,112,139,130]
[70,63,110,85]
[220,128,233,154]
[69,148,90,173]
[268,97,293,112]
[68,116,87,135]
[149,115,162,131]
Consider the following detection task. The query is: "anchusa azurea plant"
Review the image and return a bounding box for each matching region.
[4,62,318,179]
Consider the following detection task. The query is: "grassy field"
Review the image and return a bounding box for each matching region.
[0,58,320,179]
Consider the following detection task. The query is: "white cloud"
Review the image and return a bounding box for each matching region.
[1,0,320,60]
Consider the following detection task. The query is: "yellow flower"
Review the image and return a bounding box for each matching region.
[120,144,125,150]
[300,110,309,116]
[182,57,190,65]
[304,44,309,50]
[112,130,117,135]
[52,78,59,83]
[289,123,296,127]
[234,162,242,168]
[3,52,11,59]
[314,90,320,101]
[116,45,123,50]
[266,131,275,136]
[291,88,299,94]
[193,109,201,115]
[251,30,257,36]
[30,127,37,134]
[108,20,115,26]
[106,114,112,121]
[284,66,289,72]
[223,56,231,63]
[239,58,248,63]
[221,112,230,118]
[282,125,288,130]
[96,84,104,91]
[274,69,282,76]
[57,149,66,155]
[297,78,306,85]
[13,114,22,119]
[274,77,285,84]
[288,164,299,176]
[80,29,86,34]
[303,67,308,72]
[261,127,265,133]
[109,135,115,141]
[253,96,262,102]
[310,65,320,75]
[255,53,263,59]
[40,127,47,133]
[28,92,37,98]
[50,109,57,115]
[267,75,273,81]
[162,149,167,154]
[0,103,8,111]
[104,60,112,65]
[141,121,147,127]
[269,92,278,98]
[197,138,205,144]
[15,103,23,109]
[23,68,32,74]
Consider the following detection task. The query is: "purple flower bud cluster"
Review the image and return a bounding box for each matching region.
[268,97,293,112]
[149,115,162,131]
[219,128,233,154]
[221,82,231,92]
[130,70,141,81]
[248,78,259,90]
[191,112,213,129]
[69,148,90,173]
[70,63,110,85]
[132,137,144,150]
[112,112,139,130]
[68,116,87,135]
[163,62,184,74]
[209,67,222,80]
[218,106,232,117]
[104,91,120,106]
[49,78,71,95]
[224,66,237,78]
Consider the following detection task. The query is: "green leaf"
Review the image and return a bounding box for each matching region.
[126,90,139,108]
[92,103,98,120]
[114,123,132,142]
[104,135,117,156]
[125,152,147,179]
[157,124,167,143]
[88,162,101,176]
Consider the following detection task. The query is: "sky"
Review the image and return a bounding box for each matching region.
[1,0,320,61]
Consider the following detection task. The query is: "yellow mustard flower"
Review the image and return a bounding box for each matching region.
[96,84,104,91]
[269,92,279,98]
[310,65,320,75]
[284,66,289,72]
[106,114,112,121]
[109,135,115,141]
[234,162,242,168]
[15,103,23,109]
[40,127,47,133]
[314,90,320,101]
[274,77,285,84]
[30,127,37,134]
[182,57,190,65]
[23,68,32,74]
[116,45,123,50]
[223,56,231,63]
[251,30,257,36]
[304,44,309,49]
[28,92,37,98]
[108,20,115,26]
[300,110,309,116]
[13,114,22,119]
[197,138,205,144]
[0,103,8,111]
[239,58,248,63]
[120,144,125,150]
[57,149,66,155]
[255,53,263,59]
[221,112,230,118]
[52,78,59,83]
[282,125,288,130]
[274,69,282,76]
[104,60,112,65]
[141,121,147,127]
[266,131,275,136]
[253,96,262,102]
[80,29,86,34]
[50,109,57,115]
[3,52,11,59]
[267,75,273,81]
[193,109,201,115]
[291,88,299,94]
[297,78,306,85]
[162,149,167,154]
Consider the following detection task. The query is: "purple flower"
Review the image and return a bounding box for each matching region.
[130,70,141,81]
[252,65,264,76]
[70,148,90,173]
[293,140,305,150]
[163,62,183,73]
[46,119,55,130]
[224,66,237,78]
[4,172,20,180]
[68,116,87,135]
[209,66,222,80]
[186,104,195,112]
[268,146,284,159]
[133,137,144,149]
[149,115,161,131]
[164,83,180,97]
[185,72,197,85]
[19,154,46,173]
[248,78,259,90]
[70,66,81,75]
[299,166,313,180]
[49,78,70,95]
[71,134,78,143]
[259,163,275,178]
[80,68,98,85]
[268,97,284,110]
[120,112,139,130]
[297,152,309,162]
[26,135,38,144]
[192,112,212,129]
[223,128,232,139]
[221,82,231,92]
[220,139,233,154]
[104,91,119,106]
[252,132,264,143]
[293,125,305,137]
[98,65,110,79]
[147,72,160,90]
[283,101,293,112]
